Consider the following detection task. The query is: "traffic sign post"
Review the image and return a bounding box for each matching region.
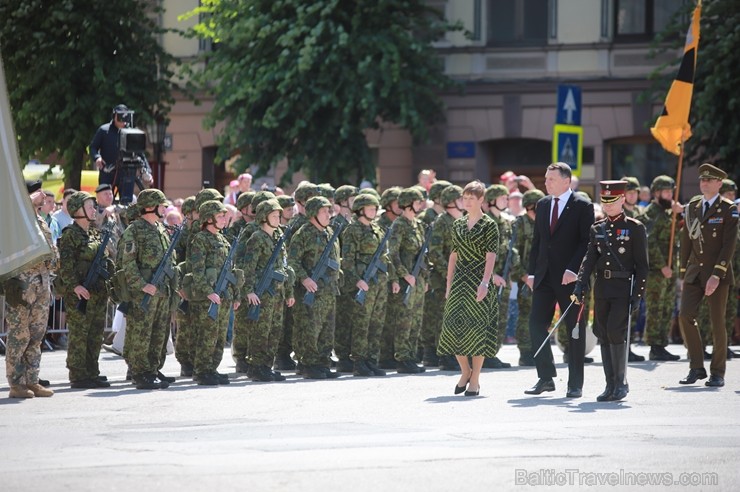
[552,124,583,177]
[556,85,582,125]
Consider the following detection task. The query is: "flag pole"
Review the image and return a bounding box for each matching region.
[666,132,687,270]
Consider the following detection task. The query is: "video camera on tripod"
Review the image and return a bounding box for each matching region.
[107,106,153,205]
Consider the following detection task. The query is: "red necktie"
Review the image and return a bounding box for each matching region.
[550,197,559,234]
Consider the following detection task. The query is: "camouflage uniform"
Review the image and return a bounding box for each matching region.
[333,186,360,371]
[376,187,402,365]
[339,194,390,375]
[3,215,56,393]
[288,197,341,377]
[58,212,113,385]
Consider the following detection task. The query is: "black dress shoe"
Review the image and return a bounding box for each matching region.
[566,387,582,398]
[705,375,725,387]
[679,368,708,384]
[454,378,470,395]
[464,387,480,397]
[628,350,645,362]
[584,357,594,364]
[524,379,555,395]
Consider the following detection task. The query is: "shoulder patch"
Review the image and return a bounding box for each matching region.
[124,241,136,254]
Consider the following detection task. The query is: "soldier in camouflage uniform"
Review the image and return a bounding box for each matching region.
[426,184,464,371]
[621,177,643,218]
[176,188,223,376]
[239,199,295,382]
[277,195,295,226]
[225,190,255,242]
[187,200,243,385]
[3,183,57,398]
[58,192,114,388]
[637,176,681,361]
[387,188,429,374]
[288,196,342,379]
[484,184,514,369]
[511,189,545,366]
[376,186,403,367]
[339,193,390,376]
[175,196,196,263]
[418,180,451,227]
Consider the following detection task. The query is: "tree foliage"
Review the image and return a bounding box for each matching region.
[649,0,740,177]
[0,0,177,189]
[182,0,463,185]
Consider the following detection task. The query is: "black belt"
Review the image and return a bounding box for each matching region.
[599,270,632,279]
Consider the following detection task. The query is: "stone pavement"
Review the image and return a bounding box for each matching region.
[1,343,739,491]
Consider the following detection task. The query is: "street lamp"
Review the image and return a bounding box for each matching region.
[147,114,167,190]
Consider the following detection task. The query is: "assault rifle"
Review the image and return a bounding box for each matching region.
[303,220,345,306]
[207,231,243,321]
[498,225,517,301]
[402,224,433,307]
[141,223,184,312]
[246,225,293,321]
[76,223,114,314]
[354,223,393,306]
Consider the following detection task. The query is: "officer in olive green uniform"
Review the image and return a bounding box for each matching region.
[572,180,648,401]
[511,189,545,366]
[720,179,739,353]
[186,200,243,385]
[484,184,514,369]
[120,189,178,390]
[339,193,390,376]
[376,187,403,367]
[240,199,295,382]
[637,175,681,361]
[288,196,342,379]
[387,188,429,374]
[426,184,464,371]
[678,164,738,388]
[58,192,114,388]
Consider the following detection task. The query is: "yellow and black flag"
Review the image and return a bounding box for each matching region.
[650,0,701,155]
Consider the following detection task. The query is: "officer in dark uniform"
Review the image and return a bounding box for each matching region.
[572,181,648,401]
[678,163,738,388]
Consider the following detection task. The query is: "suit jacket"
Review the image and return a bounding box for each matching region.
[528,193,594,290]
[680,196,739,285]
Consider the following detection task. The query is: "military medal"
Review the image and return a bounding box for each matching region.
[618,246,626,254]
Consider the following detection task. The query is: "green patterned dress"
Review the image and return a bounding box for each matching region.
[437,214,499,357]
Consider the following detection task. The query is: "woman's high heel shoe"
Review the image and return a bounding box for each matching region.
[464,387,480,397]
[454,377,470,395]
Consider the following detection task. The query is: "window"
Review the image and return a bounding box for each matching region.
[487,0,548,47]
[608,140,676,192]
[614,0,685,41]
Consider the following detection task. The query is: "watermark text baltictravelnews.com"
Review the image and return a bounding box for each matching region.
[515,468,718,487]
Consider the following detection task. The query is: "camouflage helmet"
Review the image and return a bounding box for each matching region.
[304,196,333,219]
[277,195,295,209]
[413,185,428,199]
[199,200,228,222]
[397,187,425,209]
[181,196,196,216]
[522,189,545,208]
[575,191,592,203]
[125,204,141,223]
[255,198,283,223]
[67,191,94,217]
[195,188,224,210]
[250,190,276,211]
[485,184,509,203]
[357,187,381,201]
[622,176,640,191]
[236,191,255,211]
[379,187,402,208]
[317,183,336,201]
[335,185,358,205]
[650,175,675,192]
[351,193,380,213]
[720,178,737,194]
[294,182,319,203]
[429,180,452,202]
[440,185,463,207]
[137,188,167,209]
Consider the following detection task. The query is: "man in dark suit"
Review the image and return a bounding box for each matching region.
[524,162,594,398]
[678,163,738,388]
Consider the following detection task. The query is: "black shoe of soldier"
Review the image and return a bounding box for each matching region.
[135,375,162,390]
[396,360,425,374]
[295,362,304,375]
[482,357,511,369]
[438,355,460,371]
[365,360,387,376]
[584,357,594,364]
[251,365,275,382]
[196,373,220,386]
[70,379,98,389]
[302,366,327,380]
[628,349,645,362]
[38,379,51,387]
[157,371,176,384]
[379,359,397,369]
[235,359,251,374]
[180,363,194,377]
[353,360,374,377]
[274,354,297,371]
[216,372,230,385]
[518,353,536,367]
[271,370,287,382]
[322,367,341,379]
[336,359,354,373]
[94,379,111,388]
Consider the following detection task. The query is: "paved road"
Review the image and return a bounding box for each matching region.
[1,343,738,491]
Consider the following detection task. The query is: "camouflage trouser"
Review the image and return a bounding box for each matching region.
[387,278,425,362]
[246,289,285,367]
[493,285,510,355]
[175,306,196,366]
[276,304,294,359]
[65,291,107,382]
[420,287,445,352]
[379,283,395,362]
[333,292,356,360]
[124,294,170,377]
[232,303,250,364]
[4,274,51,386]
[350,280,388,361]
[516,282,532,353]
[643,271,674,347]
[190,299,230,375]
[291,290,336,367]
[728,287,739,341]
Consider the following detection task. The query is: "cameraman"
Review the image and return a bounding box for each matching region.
[90,104,130,187]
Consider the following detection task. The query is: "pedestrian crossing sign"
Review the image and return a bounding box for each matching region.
[552,124,583,177]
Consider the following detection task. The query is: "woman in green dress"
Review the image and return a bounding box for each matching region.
[437,181,499,396]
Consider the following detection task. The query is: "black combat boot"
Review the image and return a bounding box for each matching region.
[649,345,680,361]
[134,374,162,390]
[157,371,176,384]
[235,359,251,374]
[180,362,194,377]
[396,360,426,374]
[482,356,511,369]
[365,360,386,376]
[274,352,297,371]
[610,344,629,401]
[302,366,327,379]
[422,347,439,367]
[596,344,615,402]
[251,365,275,382]
[628,347,645,362]
[195,372,220,386]
[438,355,460,371]
[336,359,354,373]
[352,360,374,377]
[518,351,536,367]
